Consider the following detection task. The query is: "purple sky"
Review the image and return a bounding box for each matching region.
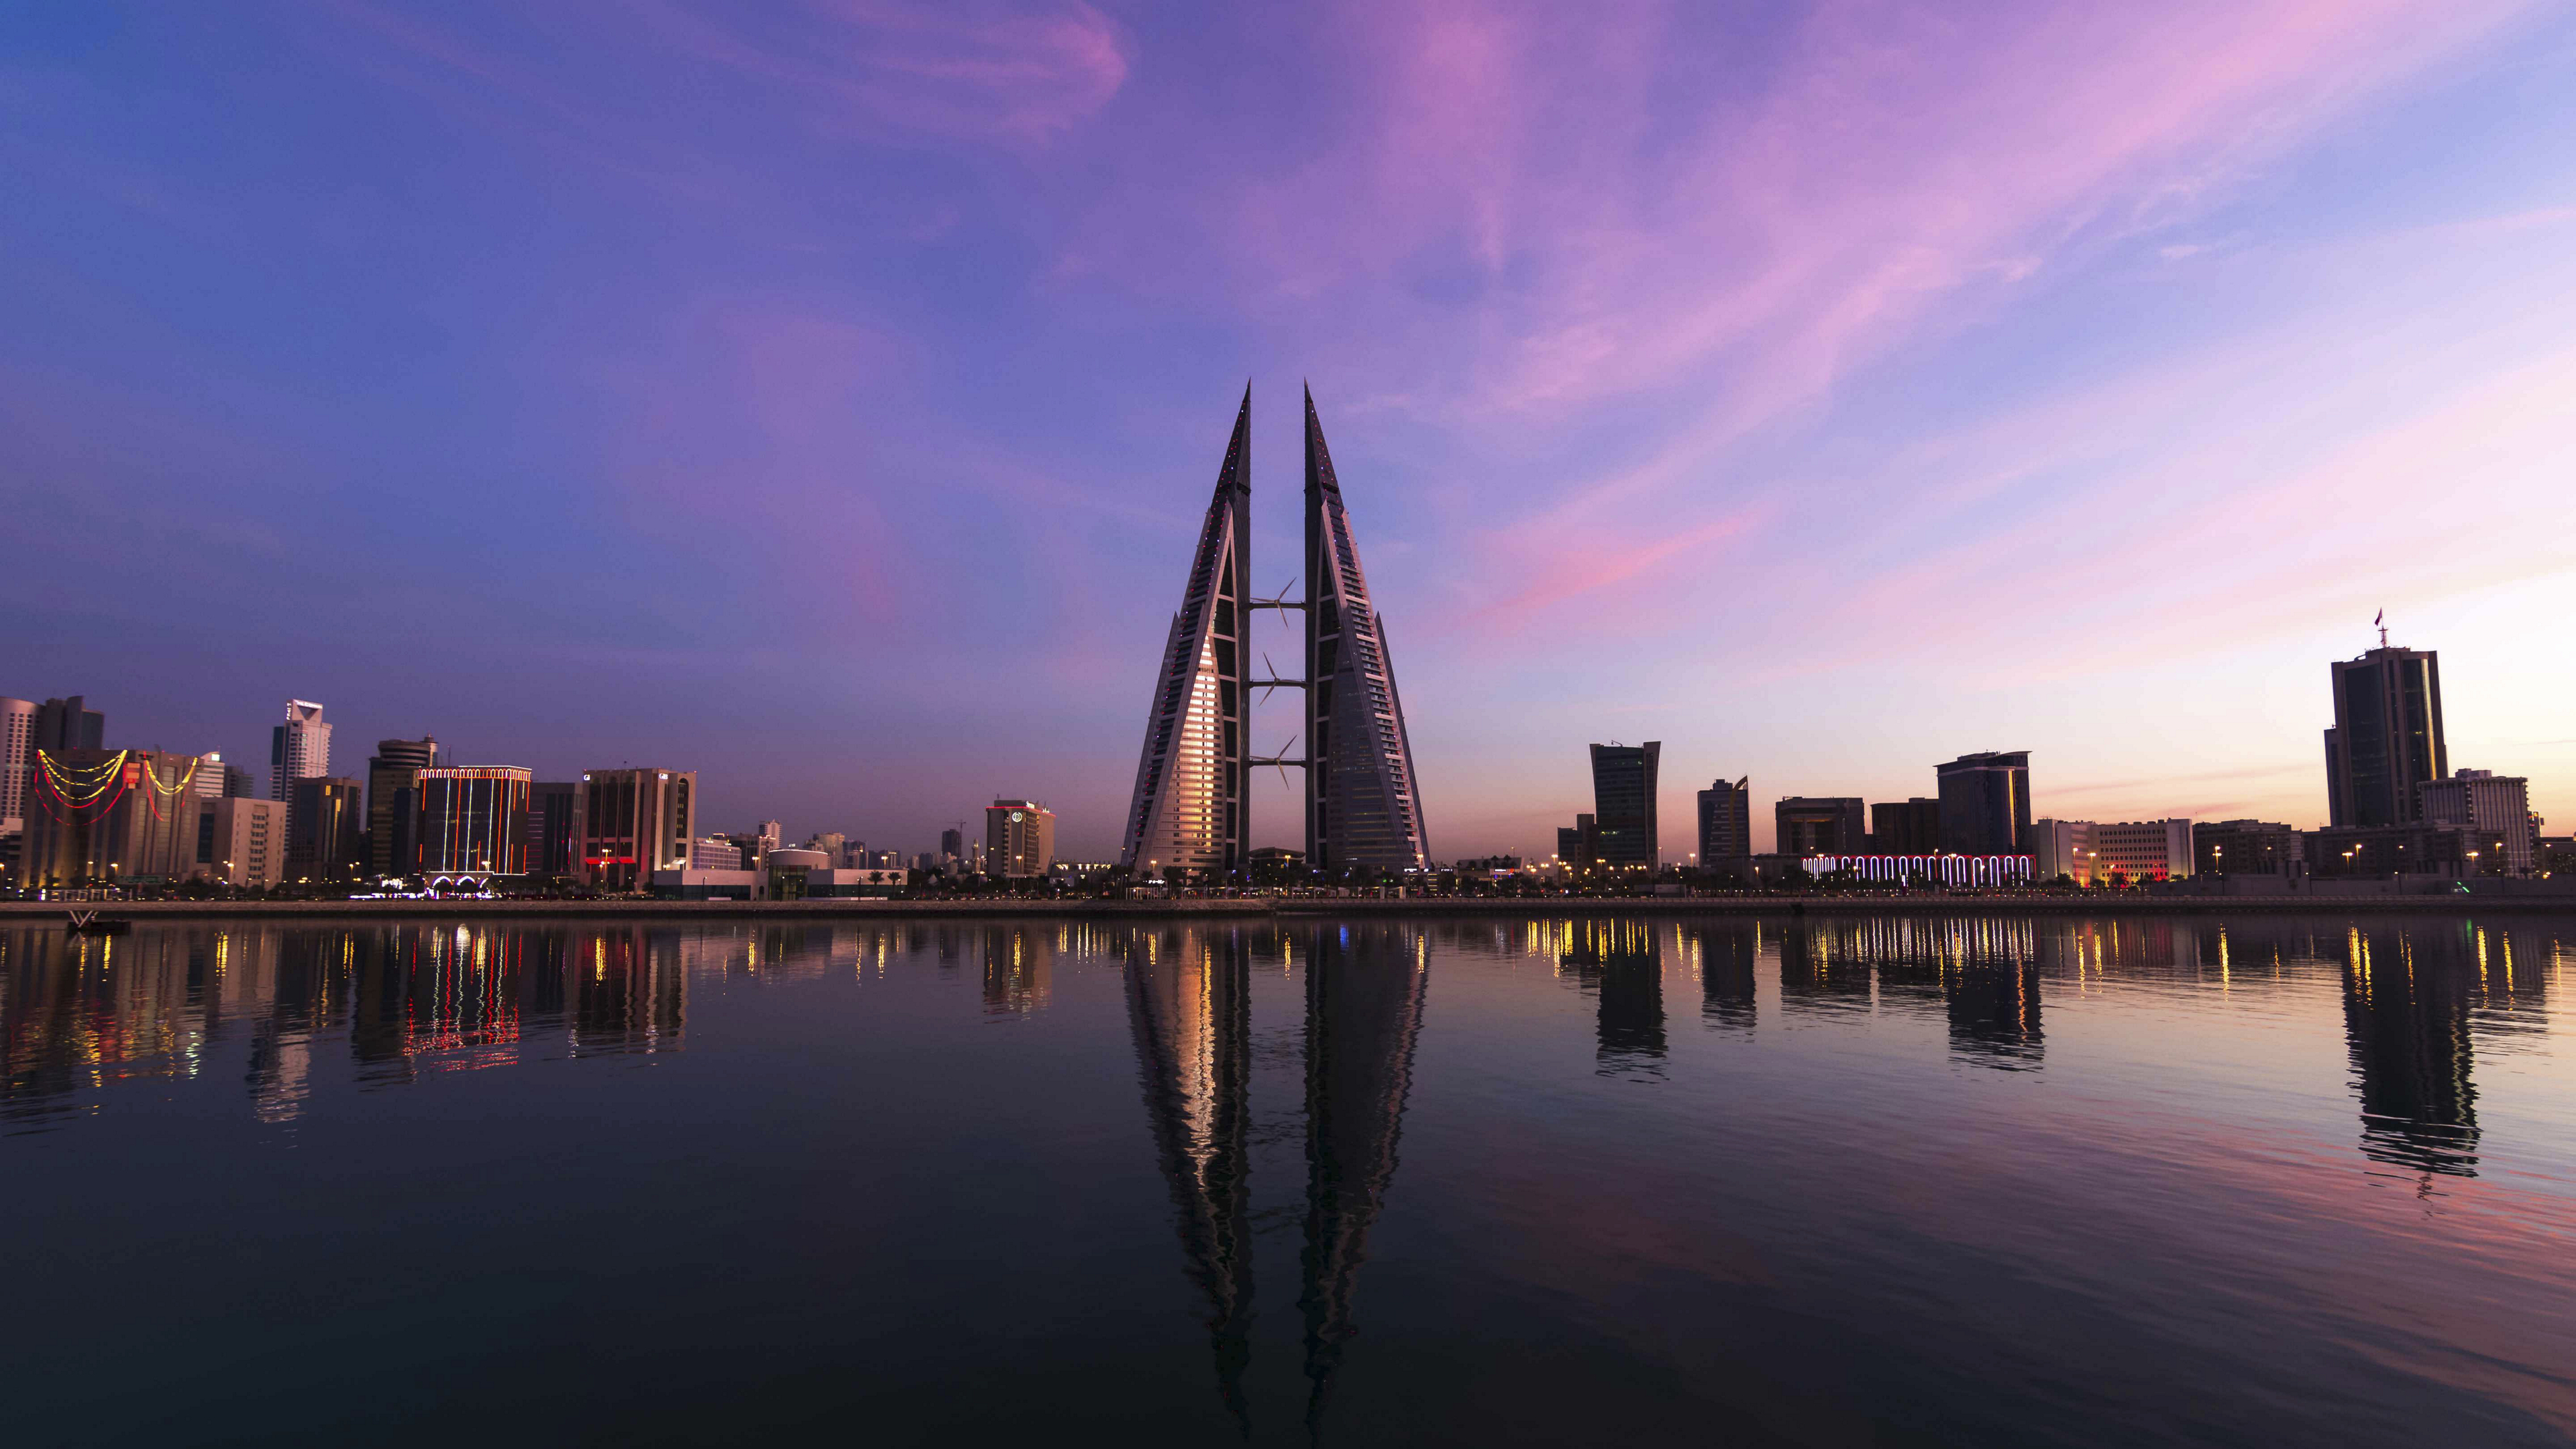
[7,1,2574,859]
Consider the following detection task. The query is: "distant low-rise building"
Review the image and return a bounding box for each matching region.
[1870,798,1941,854]
[1775,797,1866,856]
[2193,820,2304,877]
[2031,819,2191,883]
[2307,822,2491,877]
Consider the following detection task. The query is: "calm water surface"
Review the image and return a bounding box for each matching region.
[5,913,2573,1446]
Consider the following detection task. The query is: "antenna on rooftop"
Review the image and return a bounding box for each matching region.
[2375,608,2388,649]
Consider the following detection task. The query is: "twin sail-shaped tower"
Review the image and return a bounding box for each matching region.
[1119,386,1429,879]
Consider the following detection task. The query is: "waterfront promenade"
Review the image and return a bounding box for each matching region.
[6,891,2572,921]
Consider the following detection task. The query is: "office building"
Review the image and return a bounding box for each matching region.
[2418,769,2536,874]
[367,737,439,877]
[34,696,105,753]
[1937,751,2031,854]
[1697,776,1752,865]
[988,799,1056,877]
[1121,388,1250,879]
[0,697,36,835]
[2325,641,2445,828]
[527,781,577,878]
[2192,820,2304,877]
[691,837,747,870]
[201,797,287,889]
[1871,798,1941,855]
[287,776,366,880]
[414,767,533,876]
[270,699,331,807]
[940,826,964,860]
[1590,742,1661,870]
[1305,388,1431,873]
[1775,797,1867,856]
[2027,820,2096,884]
[15,747,204,887]
[1557,813,1599,871]
[574,769,698,892]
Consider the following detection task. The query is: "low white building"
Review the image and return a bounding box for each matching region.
[2030,818,2192,883]
[201,797,287,889]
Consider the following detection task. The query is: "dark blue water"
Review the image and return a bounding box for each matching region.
[4,914,2572,1446]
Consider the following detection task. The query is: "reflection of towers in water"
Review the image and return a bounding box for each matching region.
[1301,922,1428,1434]
[565,928,686,1056]
[2341,924,2481,1178]
[1123,926,1255,1430]
[1678,921,1759,1033]
[979,926,1054,1016]
[1788,916,2043,1069]
[1557,918,1666,1076]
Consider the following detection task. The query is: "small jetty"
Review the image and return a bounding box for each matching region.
[64,910,131,936]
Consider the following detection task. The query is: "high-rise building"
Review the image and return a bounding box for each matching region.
[414,767,533,876]
[203,797,287,889]
[527,782,577,878]
[270,700,331,805]
[1121,388,1250,879]
[988,799,1056,877]
[2326,641,2445,828]
[940,826,964,861]
[1305,388,1429,874]
[1589,742,1660,870]
[574,769,698,892]
[0,697,36,835]
[1937,751,2031,854]
[367,737,438,877]
[287,776,366,880]
[1775,797,1866,855]
[1870,798,1941,854]
[1697,776,1752,863]
[2418,769,2536,874]
[190,751,227,799]
[33,696,105,753]
[15,748,204,886]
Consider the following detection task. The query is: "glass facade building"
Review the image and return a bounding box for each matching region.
[1936,751,2031,855]
[2325,646,2445,828]
[1697,776,1752,863]
[1589,742,1660,869]
[1305,388,1429,874]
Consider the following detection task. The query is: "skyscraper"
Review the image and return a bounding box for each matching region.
[287,776,366,880]
[1936,751,2031,854]
[1697,776,1752,863]
[368,737,438,876]
[2326,641,2445,828]
[1305,388,1429,874]
[0,697,36,835]
[1121,388,1250,879]
[1589,742,1660,870]
[270,700,331,804]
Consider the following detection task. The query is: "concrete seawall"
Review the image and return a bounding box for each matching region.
[7,893,2573,922]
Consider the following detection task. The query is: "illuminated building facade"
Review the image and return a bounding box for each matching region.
[988,798,1056,877]
[1305,389,1430,873]
[1803,853,2034,887]
[2032,818,2192,883]
[1121,389,1250,878]
[14,748,207,886]
[413,767,533,876]
[2326,643,2445,828]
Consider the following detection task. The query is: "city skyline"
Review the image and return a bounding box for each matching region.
[6,5,2575,859]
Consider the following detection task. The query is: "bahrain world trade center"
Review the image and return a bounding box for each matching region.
[1118,386,1430,880]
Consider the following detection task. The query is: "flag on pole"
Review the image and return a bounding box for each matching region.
[2373,609,2383,627]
